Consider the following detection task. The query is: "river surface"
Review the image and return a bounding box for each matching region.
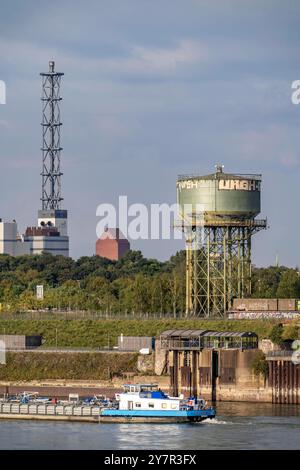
[0,402,299,450]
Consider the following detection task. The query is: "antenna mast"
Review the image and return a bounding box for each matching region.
[40,61,64,210]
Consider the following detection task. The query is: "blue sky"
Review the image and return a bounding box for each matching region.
[0,0,299,266]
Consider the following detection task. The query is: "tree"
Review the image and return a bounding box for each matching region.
[269,324,284,346]
[251,350,268,378]
[276,269,300,298]
[133,274,151,314]
[84,277,116,313]
[1,250,300,317]
[251,266,284,298]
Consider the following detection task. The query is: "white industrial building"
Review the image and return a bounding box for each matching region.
[24,209,69,256]
[0,221,31,256]
[0,216,69,257]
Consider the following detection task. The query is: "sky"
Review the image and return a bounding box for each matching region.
[0,0,300,266]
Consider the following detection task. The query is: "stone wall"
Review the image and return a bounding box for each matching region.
[154,340,168,375]
[137,353,155,374]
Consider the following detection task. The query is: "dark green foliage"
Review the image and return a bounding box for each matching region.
[268,323,284,345]
[251,266,285,298]
[0,252,299,316]
[251,265,300,299]
[282,324,299,341]
[276,270,300,298]
[251,350,268,378]
[0,250,185,315]
[0,352,138,380]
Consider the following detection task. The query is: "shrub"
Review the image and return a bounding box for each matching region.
[251,350,268,378]
[282,324,300,341]
[268,323,284,346]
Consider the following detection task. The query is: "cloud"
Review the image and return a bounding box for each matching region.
[130,40,205,72]
[0,36,205,79]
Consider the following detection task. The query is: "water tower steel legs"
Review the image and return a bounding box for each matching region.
[185,239,194,316]
[185,225,260,317]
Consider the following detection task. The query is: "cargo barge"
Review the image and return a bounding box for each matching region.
[0,385,215,424]
[0,401,102,423]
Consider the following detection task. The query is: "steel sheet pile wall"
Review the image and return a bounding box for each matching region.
[268,359,299,404]
[219,350,237,385]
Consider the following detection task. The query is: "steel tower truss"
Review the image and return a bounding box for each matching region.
[184,220,267,317]
[40,61,64,210]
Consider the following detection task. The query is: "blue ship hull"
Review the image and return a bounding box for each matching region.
[100,408,216,423]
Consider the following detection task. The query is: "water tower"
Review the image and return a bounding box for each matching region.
[177,165,267,317]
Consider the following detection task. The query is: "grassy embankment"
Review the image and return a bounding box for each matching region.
[0,318,293,348]
[0,352,138,381]
[0,318,298,381]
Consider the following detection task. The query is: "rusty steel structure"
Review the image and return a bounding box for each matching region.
[177,166,267,317]
[40,61,64,210]
[160,329,258,351]
[267,352,300,404]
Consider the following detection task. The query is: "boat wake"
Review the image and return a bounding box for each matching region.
[200,418,231,425]
[200,418,253,426]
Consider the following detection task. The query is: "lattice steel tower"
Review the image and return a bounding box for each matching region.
[177,166,267,317]
[32,61,69,256]
[40,60,64,210]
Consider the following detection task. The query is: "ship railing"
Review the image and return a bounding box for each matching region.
[177,173,262,181]
[0,402,101,417]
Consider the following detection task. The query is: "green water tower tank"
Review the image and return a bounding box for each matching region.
[177,165,262,223]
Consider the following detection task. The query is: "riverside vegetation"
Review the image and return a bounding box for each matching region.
[0,250,300,315]
[0,352,138,381]
[0,322,297,380]
[0,319,299,349]
[0,251,299,350]
[0,251,299,380]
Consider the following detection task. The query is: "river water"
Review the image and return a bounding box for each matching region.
[0,402,299,450]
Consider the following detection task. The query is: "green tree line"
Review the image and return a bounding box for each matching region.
[0,251,185,315]
[0,251,299,315]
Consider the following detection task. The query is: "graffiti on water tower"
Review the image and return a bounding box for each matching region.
[218,179,261,191]
[177,178,260,192]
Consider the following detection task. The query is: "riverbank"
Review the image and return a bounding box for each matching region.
[0,351,139,381]
[0,377,170,399]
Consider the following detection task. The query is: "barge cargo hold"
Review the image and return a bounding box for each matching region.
[0,402,101,423]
